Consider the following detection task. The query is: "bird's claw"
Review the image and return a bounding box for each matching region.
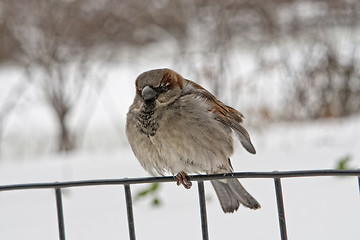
[175,172,192,189]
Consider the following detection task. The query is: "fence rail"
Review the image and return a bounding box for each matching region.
[1,169,359,240]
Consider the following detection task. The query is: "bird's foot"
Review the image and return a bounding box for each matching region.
[175,172,192,189]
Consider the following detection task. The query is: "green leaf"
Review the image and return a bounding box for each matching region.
[335,155,353,170]
[152,198,161,206]
[149,182,159,191]
[135,183,161,200]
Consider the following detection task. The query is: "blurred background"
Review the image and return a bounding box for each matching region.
[0,0,360,239]
[1,0,360,157]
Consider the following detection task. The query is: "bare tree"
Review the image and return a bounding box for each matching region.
[0,78,29,156]
[4,0,109,151]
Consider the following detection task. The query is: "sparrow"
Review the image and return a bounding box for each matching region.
[126,68,260,213]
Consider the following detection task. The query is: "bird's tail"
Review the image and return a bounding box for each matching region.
[211,179,261,213]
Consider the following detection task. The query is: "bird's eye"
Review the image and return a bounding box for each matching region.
[161,84,170,92]
[154,84,170,93]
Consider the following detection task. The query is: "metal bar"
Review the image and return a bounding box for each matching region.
[197,181,209,240]
[55,188,66,240]
[1,169,360,192]
[124,184,136,240]
[274,178,288,240]
[358,176,360,196]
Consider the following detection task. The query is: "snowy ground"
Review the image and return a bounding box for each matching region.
[0,114,359,240]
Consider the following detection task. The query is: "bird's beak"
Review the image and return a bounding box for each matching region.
[141,86,158,101]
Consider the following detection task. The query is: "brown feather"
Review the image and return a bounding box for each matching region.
[185,79,256,154]
[185,80,243,119]
[161,69,185,89]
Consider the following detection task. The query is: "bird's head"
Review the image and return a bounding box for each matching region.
[135,68,185,109]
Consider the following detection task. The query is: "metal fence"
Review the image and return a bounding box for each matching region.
[0,169,359,240]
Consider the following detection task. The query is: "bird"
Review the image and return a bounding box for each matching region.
[126,68,260,213]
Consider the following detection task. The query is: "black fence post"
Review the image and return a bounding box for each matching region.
[124,184,136,240]
[55,188,66,240]
[274,178,288,240]
[197,181,209,240]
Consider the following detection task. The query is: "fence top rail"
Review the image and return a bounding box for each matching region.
[0,169,359,192]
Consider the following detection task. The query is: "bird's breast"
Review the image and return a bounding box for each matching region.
[136,110,159,136]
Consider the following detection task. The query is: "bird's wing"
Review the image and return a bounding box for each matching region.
[182,79,256,154]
